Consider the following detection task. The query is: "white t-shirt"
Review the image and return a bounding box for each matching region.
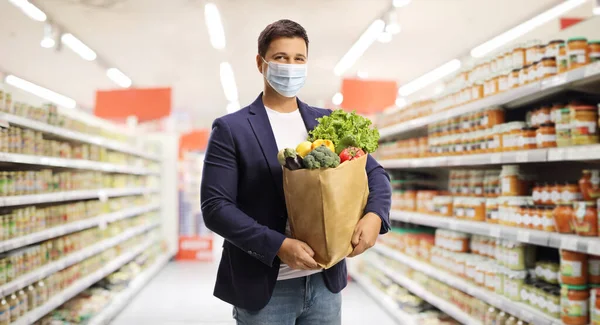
[264,106,322,281]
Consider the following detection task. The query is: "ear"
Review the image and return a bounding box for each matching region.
[256,54,264,74]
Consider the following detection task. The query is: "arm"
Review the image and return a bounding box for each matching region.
[364,154,392,234]
[200,118,286,267]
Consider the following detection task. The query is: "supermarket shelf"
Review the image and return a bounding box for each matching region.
[0,222,159,297]
[390,210,600,255]
[0,203,160,253]
[0,187,158,207]
[347,261,417,325]
[374,245,561,325]
[14,238,160,325]
[380,145,600,169]
[0,112,162,162]
[0,152,158,175]
[369,259,482,325]
[379,62,600,139]
[88,250,175,325]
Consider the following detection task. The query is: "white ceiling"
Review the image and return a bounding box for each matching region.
[0,0,579,128]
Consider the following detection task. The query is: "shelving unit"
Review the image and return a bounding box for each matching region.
[374,245,561,325]
[390,210,600,255]
[87,251,175,325]
[0,203,159,253]
[379,62,600,139]
[0,152,159,175]
[347,261,418,325]
[368,259,482,325]
[12,239,170,325]
[0,222,159,297]
[0,187,158,207]
[0,112,162,161]
[380,145,600,168]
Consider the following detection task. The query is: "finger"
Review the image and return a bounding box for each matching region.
[301,253,319,269]
[349,240,367,257]
[351,226,362,247]
[300,243,315,256]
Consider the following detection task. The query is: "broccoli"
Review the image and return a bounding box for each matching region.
[303,145,340,169]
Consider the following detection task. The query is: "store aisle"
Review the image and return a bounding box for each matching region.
[113,261,397,325]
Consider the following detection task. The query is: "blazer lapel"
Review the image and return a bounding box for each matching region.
[297,98,321,132]
[247,94,285,199]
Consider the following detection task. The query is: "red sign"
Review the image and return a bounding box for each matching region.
[176,236,213,261]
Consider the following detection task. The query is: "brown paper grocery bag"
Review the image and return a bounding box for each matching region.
[282,154,369,269]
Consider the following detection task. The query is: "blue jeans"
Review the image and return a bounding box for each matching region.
[233,273,342,325]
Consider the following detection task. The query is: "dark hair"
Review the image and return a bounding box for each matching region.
[258,19,309,58]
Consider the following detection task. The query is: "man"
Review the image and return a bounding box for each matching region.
[201,19,391,325]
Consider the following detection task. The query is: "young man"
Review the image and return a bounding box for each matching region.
[201,19,392,325]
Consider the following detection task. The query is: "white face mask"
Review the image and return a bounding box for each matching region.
[262,58,307,98]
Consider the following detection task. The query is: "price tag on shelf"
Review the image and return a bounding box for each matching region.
[587,241,600,255]
[98,190,108,202]
[517,230,531,242]
[516,151,528,163]
[491,154,502,164]
[548,148,566,161]
[541,73,567,89]
[99,220,108,230]
[584,62,600,78]
[489,227,501,238]
[561,237,578,251]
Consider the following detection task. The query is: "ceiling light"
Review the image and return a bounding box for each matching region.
[398,59,461,97]
[41,23,57,49]
[395,97,407,108]
[204,3,226,50]
[334,19,385,76]
[332,92,344,106]
[220,62,238,102]
[5,74,76,108]
[470,0,587,58]
[61,33,97,61]
[226,101,240,113]
[434,84,445,95]
[385,23,402,35]
[8,0,46,22]
[40,38,55,48]
[106,68,132,88]
[594,0,600,15]
[393,0,411,8]
[377,31,393,43]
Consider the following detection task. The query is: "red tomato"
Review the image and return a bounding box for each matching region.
[339,147,365,163]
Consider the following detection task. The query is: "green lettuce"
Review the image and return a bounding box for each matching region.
[308,110,380,154]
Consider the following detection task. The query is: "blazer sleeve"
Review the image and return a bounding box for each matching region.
[363,154,392,234]
[200,118,286,267]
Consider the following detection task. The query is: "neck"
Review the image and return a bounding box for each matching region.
[262,86,298,113]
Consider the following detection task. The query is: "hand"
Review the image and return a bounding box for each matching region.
[277,238,319,270]
[348,213,382,258]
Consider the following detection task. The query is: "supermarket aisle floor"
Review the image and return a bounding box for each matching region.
[112,261,397,325]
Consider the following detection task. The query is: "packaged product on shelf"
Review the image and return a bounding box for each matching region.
[561,250,588,285]
[571,105,599,145]
[561,284,590,325]
[579,170,600,200]
[567,37,589,70]
[572,201,598,236]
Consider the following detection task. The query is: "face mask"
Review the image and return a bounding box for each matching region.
[262,58,307,98]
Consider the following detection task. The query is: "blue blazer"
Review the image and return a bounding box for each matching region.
[200,94,392,311]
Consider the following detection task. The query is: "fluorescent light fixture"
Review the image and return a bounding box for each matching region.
[434,84,445,95]
[226,101,240,113]
[470,0,587,58]
[106,68,132,88]
[332,92,344,106]
[334,19,385,76]
[5,74,76,108]
[393,0,411,8]
[40,37,55,48]
[377,31,392,43]
[398,59,461,97]
[9,0,46,22]
[385,23,402,35]
[395,97,407,108]
[204,3,226,50]
[61,33,97,61]
[220,62,238,102]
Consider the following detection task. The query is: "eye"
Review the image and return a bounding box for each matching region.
[296,57,306,62]
[274,55,286,61]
